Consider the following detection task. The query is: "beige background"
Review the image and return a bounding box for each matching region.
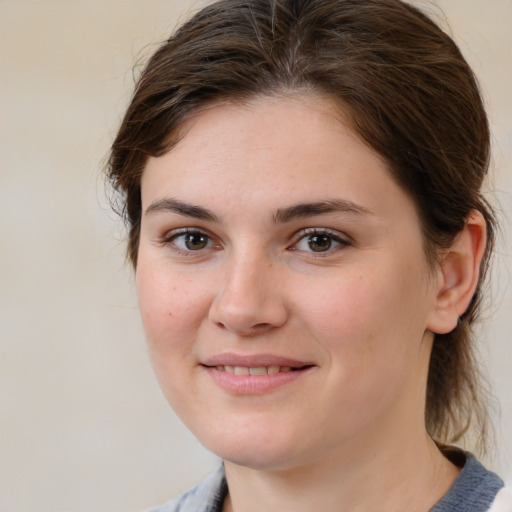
[0,1,511,511]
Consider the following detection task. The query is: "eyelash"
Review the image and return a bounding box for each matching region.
[290,228,352,256]
[160,227,352,256]
[160,228,219,256]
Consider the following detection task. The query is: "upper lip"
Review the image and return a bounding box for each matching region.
[202,353,314,368]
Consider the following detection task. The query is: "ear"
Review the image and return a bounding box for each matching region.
[426,210,487,334]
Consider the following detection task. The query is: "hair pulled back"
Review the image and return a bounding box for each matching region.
[107,0,496,448]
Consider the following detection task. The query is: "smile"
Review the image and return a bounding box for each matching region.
[214,365,295,375]
[201,356,315,395]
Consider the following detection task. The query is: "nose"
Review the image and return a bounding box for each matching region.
[208,251,288,336]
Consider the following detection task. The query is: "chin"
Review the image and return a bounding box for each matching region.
[213,444,302,472]
[193,421,307,471]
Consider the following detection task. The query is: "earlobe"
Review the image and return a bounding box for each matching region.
[426,211,487,334]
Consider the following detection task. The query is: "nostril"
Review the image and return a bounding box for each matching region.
[213,320,274,337]
[253,322,272,330]
[245,323,275,336]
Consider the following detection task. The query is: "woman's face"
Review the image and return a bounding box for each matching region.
[137,96,441,470]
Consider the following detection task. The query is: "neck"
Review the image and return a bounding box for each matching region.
[223,429,459,512]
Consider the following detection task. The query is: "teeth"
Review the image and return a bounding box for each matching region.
[249,367,267,375]
[215,365,296,375]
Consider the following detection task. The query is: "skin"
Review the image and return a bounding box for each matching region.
[136,95,485,511]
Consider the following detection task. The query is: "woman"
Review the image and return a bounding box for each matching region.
[107,0,511,510]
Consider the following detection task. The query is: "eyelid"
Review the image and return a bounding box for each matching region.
[161,226,208,241]
[289,227,352,254]
[160,227,221,254]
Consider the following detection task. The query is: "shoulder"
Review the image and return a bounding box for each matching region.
[144,466,227,512]
[432,452,505,512]
[489,487,512,512]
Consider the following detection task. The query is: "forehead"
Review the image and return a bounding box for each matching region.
[140,94,415,227]
[146,96,375,181]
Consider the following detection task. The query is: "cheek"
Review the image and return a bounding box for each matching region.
[296,264,428,378]
[296,269,394,343]
[136,263,211,360]
[293,270,427,436]
[135,263,207,408]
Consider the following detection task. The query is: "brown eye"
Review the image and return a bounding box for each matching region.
[308,234,333,252]
[168,231,214,252]
[184,233,210,250]
[292,229,350,255]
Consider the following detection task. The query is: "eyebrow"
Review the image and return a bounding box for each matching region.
[145,198,221,223]
[272,199,373,224]
[145,197,372,224]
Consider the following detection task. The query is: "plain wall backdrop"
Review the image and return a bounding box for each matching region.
[1,1,511,511]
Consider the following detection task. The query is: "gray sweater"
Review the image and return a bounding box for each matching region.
[147,452,506,512]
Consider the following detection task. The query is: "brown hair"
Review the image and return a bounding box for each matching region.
[106,0,495,448]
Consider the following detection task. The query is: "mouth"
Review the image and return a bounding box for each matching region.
[201,354,315,394]
[210,365,309,375]
[201,353,314,373]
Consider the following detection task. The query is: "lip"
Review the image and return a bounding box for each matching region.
[202,353,312,368]
[201,353,315,395]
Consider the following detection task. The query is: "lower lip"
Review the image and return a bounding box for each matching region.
[203,366,312,395]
